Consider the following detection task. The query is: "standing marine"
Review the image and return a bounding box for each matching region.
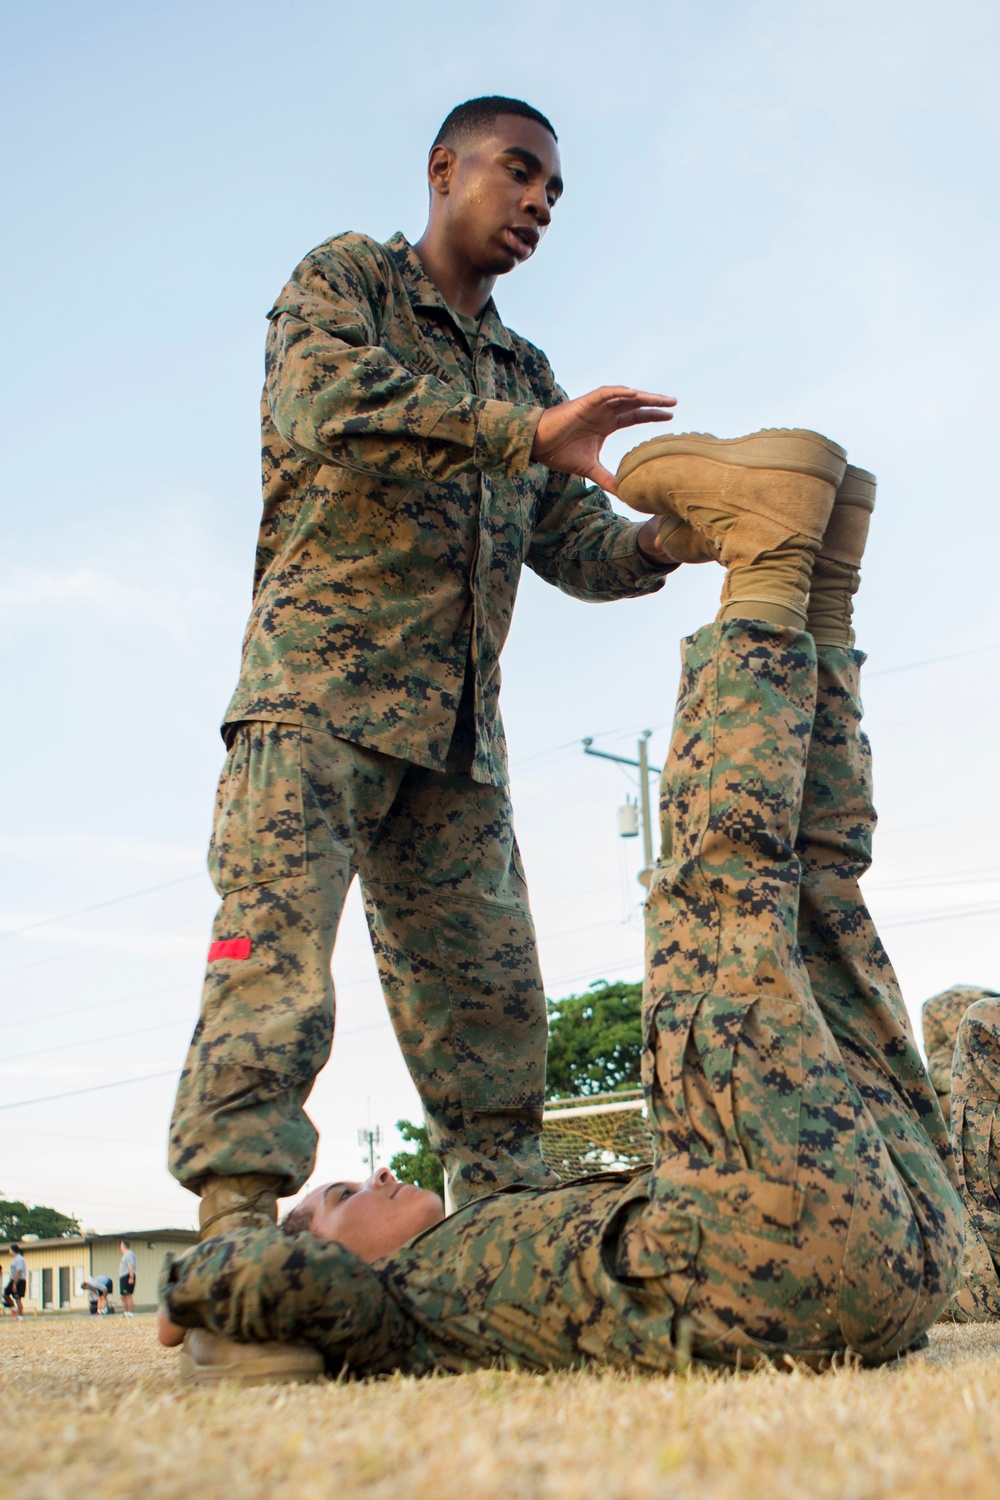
[167,95,681,1381]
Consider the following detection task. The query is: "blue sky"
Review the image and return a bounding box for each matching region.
[2,0,998,1232]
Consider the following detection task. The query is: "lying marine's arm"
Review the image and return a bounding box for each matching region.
[160,1227,434,1375]
[527,470,677,601]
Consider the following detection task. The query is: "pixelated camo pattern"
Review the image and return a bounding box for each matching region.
[168,725,557,1205]
[921,985,1000,1118]
[224,231,665,788]
[939,997,1000,1322]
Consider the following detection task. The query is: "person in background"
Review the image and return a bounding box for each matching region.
[3,1244,26,1320]
[119,1240,137,1316]
[82,1274,113,1315]
[919,986,1000,1322]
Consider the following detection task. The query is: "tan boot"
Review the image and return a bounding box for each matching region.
[178,1175,323,1387]
[180,1328,324,1387]
[198,1173,281,1237]
[806,465,876,648]
[617,428,847,629]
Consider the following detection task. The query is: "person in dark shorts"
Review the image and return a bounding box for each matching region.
[119,1240,137,1316]
[3,1244,26,1320]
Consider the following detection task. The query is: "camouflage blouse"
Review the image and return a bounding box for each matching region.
[224,231,669,785]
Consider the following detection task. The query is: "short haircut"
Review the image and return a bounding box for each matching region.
[121,1239,131,1248]
[281,1201,315,1238]
[10,1243,20,1253]
[433,96,557,151]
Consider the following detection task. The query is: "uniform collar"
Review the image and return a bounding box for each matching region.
[385,232,515,355]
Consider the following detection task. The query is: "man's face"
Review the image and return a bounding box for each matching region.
[432,115,563,277]
[297,1167,444,1261]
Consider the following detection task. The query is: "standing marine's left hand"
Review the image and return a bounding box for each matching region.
[531,386,676,494]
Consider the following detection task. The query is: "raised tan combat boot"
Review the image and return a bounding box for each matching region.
[178,1175,324,1387]
[806,464,876,648]
[617,428,847,629]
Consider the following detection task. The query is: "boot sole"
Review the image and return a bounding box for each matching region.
[179,1349,324,1386]
[618,428,847,487]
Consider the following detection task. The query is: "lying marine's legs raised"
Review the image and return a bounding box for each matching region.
[791,470,963,1346]
[160,429,963,1374]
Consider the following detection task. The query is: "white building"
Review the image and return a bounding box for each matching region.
[2,1228,197,1313]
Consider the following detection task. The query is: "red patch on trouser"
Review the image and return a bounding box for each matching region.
[207,938,252,961]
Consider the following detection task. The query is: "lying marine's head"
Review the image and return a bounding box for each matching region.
[156,1167,445,1349]
[425,94,563,278]
[282,1166,444,1262]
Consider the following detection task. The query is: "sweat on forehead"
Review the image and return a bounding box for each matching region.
[433,95,557,151]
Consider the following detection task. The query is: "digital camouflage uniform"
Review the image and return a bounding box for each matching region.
[921,985,999,1122]
[923,991,1000,1322]
[162,624,964,1373]
[168,232,669,1208]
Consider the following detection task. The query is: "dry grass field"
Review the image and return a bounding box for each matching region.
[2,1315,1000,1500]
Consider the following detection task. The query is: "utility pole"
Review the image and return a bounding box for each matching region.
[582,731,661,888]
[357,1122,382,1176]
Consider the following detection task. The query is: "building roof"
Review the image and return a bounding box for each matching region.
[2,1228,197,1253]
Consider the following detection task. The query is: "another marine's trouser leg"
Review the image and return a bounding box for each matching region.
[169,725,405,1198]
[794,646,963,1323]
[943,998,1000,1319]
[921,985,1000,1125]
[635,621,960,1367]
[360,767,557,1207]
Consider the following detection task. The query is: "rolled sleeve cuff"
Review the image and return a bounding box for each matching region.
[474,400,543,475]
[615,520,679,584]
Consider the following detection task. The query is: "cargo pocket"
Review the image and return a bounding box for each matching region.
[208,724,307,895]
[647,989,804,1236]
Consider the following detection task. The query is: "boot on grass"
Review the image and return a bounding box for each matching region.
[178,1174,324,1386]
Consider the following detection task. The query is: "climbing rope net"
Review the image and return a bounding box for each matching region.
[541,1088,653,1178]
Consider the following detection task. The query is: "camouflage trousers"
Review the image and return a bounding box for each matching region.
[168,723,556,1206]
[921,984,1000,1123]
[162,624,963,1374]
[939,997,1000,1320]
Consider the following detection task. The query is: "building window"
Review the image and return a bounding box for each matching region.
[28,1270,40,1302]
[73,1267,85,1296]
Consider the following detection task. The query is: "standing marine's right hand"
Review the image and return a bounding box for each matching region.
[530,386,677,495]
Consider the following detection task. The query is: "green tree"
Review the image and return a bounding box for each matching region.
[545,980,643,1100]
[389,1119,444,1195]
[0,1196,80,1240]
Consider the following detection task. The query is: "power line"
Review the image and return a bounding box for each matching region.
[879,903,1000,931]
[17,981,188,1029]
[865,868,1000,894]
[865,642,1000,680]
[3,1016,393,1076]
[3,1018,189,1063]
[0,1070,178,1112]
[0,872,203,940]
[0,910,194,980]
